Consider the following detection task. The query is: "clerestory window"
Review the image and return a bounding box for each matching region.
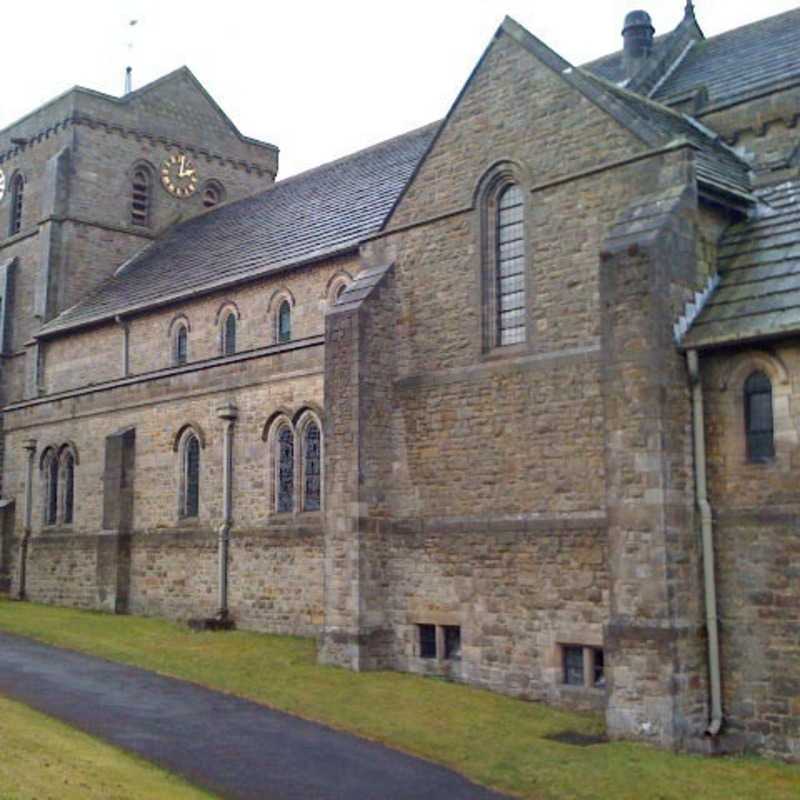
[495,184,526,347]
[9,173,24,236]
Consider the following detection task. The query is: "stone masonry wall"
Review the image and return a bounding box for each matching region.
[5,325,326,630]
[700,343,800,759]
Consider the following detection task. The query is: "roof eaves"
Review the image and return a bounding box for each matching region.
[37,241,363,339]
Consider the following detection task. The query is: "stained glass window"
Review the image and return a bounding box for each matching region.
[496,184,526,346]
[745,371,774,462]
[10,173,24,236]
[183,434,200,517]
[223,313,236,356]
[303,422,321,511]
[63,453,75,524]
[277,426,294,512]
[278,301,291,344]
[47,454,58,525]
[175,325,188,365]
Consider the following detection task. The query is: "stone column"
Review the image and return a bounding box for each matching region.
[17,438,36,600]
[216,402,238,622]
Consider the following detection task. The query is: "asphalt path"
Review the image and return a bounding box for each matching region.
[0,631,510,800]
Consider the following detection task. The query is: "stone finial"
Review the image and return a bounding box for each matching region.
[685,1,696,20]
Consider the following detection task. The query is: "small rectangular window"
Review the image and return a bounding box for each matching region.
[563,645,584,686]
[418,624,437,659]
[592,648,605,688]
[444,626,461,661]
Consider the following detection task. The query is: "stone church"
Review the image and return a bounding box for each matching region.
[0,2,798,760]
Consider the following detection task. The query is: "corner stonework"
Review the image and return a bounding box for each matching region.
[319,262,397,671]
[599,178,709,749]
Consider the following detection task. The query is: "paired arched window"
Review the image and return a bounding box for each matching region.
[222,312,237,356]
[175,324,188,365]
[42,445,77,526]
[278,300,292,343]
[277,425,294,512]
[495,184,527,347]
[268,411,323,513]
[744,371,774,462]
[9,173,24,236]
[303,421,322,511]
[131,166,152,227]
[180,432,201,518]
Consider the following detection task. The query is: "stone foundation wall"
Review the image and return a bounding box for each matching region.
[379,521,609,713]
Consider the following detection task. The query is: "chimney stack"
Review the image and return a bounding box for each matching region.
[622,10,655,79]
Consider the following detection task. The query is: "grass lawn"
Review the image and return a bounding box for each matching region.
[1,600,798,800]
[0,694,214,800]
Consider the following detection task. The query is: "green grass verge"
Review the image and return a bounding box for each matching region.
[1,600,798,800]
[0,693,215,800]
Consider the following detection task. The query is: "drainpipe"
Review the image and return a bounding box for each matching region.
[687,349,723,736]
[216,402,238,621]
[17,439,37,600]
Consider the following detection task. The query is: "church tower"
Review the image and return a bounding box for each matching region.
[0,67,278,404]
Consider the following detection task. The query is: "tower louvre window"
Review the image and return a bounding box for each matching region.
[9,173,24,236]
[203,184,222,208]
[131,167,151,227]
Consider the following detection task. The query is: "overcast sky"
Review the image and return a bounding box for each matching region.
[3,1,798,177]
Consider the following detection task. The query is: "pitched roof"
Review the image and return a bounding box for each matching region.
[587,8,800,111]
[579,71,752,199]
[652,9,800,108]
[39,123,438,336]
[682,181,800,349]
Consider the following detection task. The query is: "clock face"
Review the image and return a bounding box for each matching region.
[0,169,5,203]
[160,153,198,198]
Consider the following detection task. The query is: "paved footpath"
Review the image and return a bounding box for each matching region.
[0,632,510,800]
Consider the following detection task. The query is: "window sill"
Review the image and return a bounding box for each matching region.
[481,342,528,362]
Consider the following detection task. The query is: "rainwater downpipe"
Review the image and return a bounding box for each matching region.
[17,439,37,600]
[216,402,238,620]
[687,348,723,736]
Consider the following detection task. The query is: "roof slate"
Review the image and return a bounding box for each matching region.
[683,181,800,349]
[40,123,439,335]
[653,9,800,107]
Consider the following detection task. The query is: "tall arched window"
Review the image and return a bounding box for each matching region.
[9,173,24,236]
[223,312,237,356]
[62,452,75,525]
[181,433,201,517]
[175,324,188,366]
[495,184,526,347]
[744,371,774,462]
[42,450,59,526]
[278,300,292,344]
[131,167,152,227]
[303,421,322,511]
[277,425,294,512]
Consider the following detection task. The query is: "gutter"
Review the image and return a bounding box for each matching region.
[687,348,723,736]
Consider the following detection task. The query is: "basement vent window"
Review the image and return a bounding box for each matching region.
[561,644,605,689]
[444,625,461,661]
[418,624,437,659]
[417,624,462,662]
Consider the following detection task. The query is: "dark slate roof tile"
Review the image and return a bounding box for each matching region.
[653,9,800,106]
[40,122,439,335]
[683,180,800,348]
